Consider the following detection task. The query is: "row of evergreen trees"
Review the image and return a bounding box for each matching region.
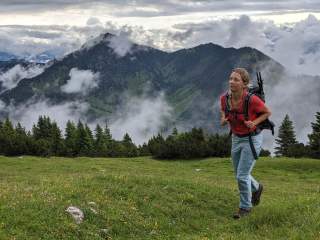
[0,111,319,159]
[0,116,232,158]
[148,128,231,159]
[275,112,320,158]
[0,116,139,157]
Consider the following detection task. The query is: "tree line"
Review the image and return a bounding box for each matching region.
[0,111,319,159]
[0,116,230,158]
[0,116,232,159]
[0,116,138,158]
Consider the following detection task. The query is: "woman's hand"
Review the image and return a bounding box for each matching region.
[221,117,229,126]
[244,120,256,129]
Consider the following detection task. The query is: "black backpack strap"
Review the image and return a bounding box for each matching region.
[243,92,252,121]
[224,92,233,137]
[271,121,275,135]
[243,93,258,160]
[249,134,258,160]
[224,92,231,115]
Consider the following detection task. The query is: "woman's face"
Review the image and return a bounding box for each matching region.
[229,71,245,93]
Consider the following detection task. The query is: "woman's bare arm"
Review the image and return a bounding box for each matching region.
[244,105,271,129]
[220,109,229,126]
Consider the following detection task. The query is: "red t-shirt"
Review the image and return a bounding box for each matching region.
[220,91,265,135]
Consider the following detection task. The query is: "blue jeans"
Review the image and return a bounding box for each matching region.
[231,133,263,209]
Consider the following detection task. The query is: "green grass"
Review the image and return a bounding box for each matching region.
[0,156,319,240]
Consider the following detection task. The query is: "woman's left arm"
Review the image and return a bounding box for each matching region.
[252,105,271,126]
[244,103,272,129]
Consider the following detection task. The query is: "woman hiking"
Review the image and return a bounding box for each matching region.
[220,68,271,219]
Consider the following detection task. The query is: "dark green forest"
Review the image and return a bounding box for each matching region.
[0,112,319,159]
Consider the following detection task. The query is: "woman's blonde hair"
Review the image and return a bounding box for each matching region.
[232,68,250,86]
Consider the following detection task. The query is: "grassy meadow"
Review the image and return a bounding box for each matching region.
[0,156,319,240]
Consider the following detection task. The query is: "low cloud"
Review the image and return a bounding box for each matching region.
[0,91,173,145]
[1,98,89,132]
[0,64,44,91]
[266,74,320,146]
[108,33,134,57]
[109,92,173,145]
[61,68,100,95]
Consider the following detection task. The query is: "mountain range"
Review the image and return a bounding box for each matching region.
[0,33,292,133]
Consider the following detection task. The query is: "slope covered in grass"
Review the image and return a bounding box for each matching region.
[0,156,319,239]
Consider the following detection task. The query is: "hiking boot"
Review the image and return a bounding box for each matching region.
[252,184,263,206]
[233,208,251,219]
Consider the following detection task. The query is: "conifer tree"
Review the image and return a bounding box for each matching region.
[1,118,15,155]
[104,123,112,142]
[94,124,107,156]
[138,143,150,156]
[122,133,138,157]
[308,111,320,158]
[65,121,77,156]
[76,121,93,156]
[32,116,52,140]
[85,124,94,154]
[14,122,29,155]
[147,134,165,158]
[31,116,63,156]
[275,114,297,156]
[104,123,116,156]
[50,122,64,156]
[172,127,178,136]
[0,120,3,154]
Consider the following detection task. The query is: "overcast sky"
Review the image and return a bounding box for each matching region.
[1,0,320,27]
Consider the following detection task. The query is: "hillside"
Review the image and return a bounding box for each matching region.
[0,156,319,239]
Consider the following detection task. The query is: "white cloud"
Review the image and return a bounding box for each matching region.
[82,31,134,57]
[3,99,89,131]
[108,33,134,57]
[109,92,173,145]
[0,64,44,91]
[61,68,100,95]
[0,90,173,145]
[267,74,320,143]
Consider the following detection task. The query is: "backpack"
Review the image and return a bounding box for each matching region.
[246,72,275,135]
[224,72,275,159]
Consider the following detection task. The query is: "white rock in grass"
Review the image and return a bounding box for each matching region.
[195,168,201,172]
[88,201,97,206]
[66,206,84,224]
